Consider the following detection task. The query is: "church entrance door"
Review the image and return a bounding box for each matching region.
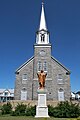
[21,91,27,100]
[58,88,64,101]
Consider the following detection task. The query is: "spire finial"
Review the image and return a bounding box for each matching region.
[42,0,44,5]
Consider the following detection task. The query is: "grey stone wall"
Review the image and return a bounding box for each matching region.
[33,44,52,78]
[51,58,71,101]
[14,44,71,101]
[14,60,33,100]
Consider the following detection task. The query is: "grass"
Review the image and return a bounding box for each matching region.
[0,116,80,120]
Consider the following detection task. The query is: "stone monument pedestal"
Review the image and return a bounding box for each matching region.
[35,89,49,118]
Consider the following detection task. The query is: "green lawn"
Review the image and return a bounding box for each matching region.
[0,116,79,120]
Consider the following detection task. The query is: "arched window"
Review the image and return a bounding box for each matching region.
[41,34,45,42]
[22,87,26,91]
[37,61,42,71]
[59,88,64,92]
[43,61,47,71]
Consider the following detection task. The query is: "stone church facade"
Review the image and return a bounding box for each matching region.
[14,3,71,101]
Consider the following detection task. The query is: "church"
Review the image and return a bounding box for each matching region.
[14,3,71,101]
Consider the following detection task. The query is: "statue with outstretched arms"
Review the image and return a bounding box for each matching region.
[37,70,47,89]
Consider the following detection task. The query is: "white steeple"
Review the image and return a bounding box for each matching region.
[36,2,50,45]
[39,2,47,31]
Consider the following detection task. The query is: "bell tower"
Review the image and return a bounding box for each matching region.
[33,2,52,80]
[36,2,50,45]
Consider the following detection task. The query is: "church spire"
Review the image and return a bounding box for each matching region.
[39,2,47,31]
[36,2,50,45]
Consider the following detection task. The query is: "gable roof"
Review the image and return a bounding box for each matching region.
[15,56,34,73]
[15,55,70,74]
[51,56,71,74]
[76,91,80,95]
[0,89,14,93]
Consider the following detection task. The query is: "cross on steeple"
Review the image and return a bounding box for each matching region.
[42,0,44,4]
[42,0,44,5]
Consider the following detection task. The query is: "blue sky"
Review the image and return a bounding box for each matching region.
[0,0,80,92]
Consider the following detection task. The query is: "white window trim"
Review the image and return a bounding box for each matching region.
[22,74,27,84]
[22,74,27,80]
[57,74,63,84]
[22,78,27,81]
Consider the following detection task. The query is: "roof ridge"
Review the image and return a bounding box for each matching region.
[15,56,34,73]
[51,56,71,74]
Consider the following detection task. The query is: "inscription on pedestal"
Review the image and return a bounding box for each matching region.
[38,94,46,106]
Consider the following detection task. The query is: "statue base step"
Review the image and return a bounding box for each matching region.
[35,106,49,118]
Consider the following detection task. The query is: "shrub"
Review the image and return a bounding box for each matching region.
[26,105,36,116]
[13,103,26,116]
[1,102,12,115]
[10,101,80,117]
[48,101,80,118]
[69,102,80,118]
[48,105,54,116]
[0,105,2,115]
[11,103,36,116]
